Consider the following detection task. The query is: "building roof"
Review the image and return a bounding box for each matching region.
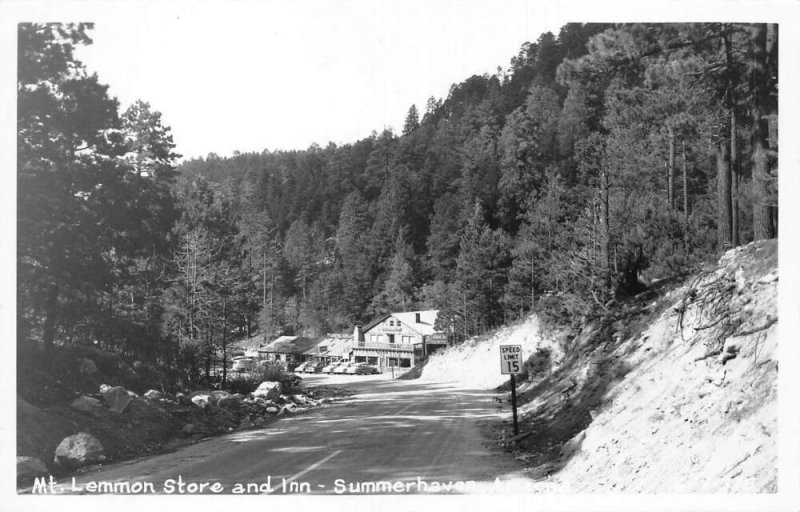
[259,336,321,354]
[303,334,353,358]
[361,310,440,336]
[393,310,439,335]
[230,335,269,357]
[360,315,390,334]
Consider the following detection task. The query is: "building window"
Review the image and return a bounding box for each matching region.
[388,334,395,344]
[370,334,378,343]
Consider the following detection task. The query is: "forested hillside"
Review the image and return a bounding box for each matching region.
[18,23,778,389]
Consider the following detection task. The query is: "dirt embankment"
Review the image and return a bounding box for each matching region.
[420,240,778,492]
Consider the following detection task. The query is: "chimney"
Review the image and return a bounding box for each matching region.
[415,312,421,323]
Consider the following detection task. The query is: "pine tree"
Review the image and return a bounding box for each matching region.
[749,24,778,240]
[334,191,373,324]
[403,104,420,135]
[454,200,511,336]
[370,230,416,315]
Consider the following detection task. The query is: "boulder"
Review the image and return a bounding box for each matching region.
[17,456,48,481]
[70,395,103,414]
[102,386,133,414]
[210,390,231,404]
[144,389,164,400]
[53,432,105,469]
[292,394,309,405]
[99,384,112,394]
[253,381,282,402]
[126,390,140,398]
[217,395,242,410]
[191,394,211,408]
[265,406,279,414]
[77,358,97,375]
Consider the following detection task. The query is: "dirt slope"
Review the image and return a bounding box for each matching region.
[419,240,778,492]
[418,315,564,389]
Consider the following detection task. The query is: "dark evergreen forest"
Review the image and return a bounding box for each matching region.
[18,23,778,386]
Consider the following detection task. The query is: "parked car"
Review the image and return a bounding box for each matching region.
[335,362,358,374]
[354,364,380,375]
[305,361,326,373]
[342,363,359,374]
[232,357,255,373]
[322,361,347,373]
[294,362,311,373]
[332,362,353,374]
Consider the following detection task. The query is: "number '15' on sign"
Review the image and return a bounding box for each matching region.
[500,344,522,375]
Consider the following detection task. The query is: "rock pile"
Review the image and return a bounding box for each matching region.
[18,379,352,486]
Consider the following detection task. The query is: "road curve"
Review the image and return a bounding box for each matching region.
[40,375,531,495]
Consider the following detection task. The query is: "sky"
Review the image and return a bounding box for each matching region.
[63,1,566,160]
[23,1,567,160]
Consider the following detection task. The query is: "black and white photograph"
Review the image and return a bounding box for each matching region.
[2,1,799,511]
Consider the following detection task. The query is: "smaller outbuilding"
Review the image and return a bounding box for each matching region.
[258,336,321,367]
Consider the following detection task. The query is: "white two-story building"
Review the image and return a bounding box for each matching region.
[352,310,447,370]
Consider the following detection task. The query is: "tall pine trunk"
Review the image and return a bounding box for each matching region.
[724,24,740,247]
[730,110,739,246]
[751,23,777,240]
[682,139,689,253]
[716,137,733,252]
[221,299,228,388]
[262,249,267,344]
[668,125,675,210]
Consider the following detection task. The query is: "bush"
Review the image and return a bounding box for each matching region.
[526,346,553,378]
[255,361,288,382]
[225,375,259,395]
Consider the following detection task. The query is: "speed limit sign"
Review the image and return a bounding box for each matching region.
[500,345,522,375]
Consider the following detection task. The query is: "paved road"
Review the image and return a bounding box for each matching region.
[43,375,531,495]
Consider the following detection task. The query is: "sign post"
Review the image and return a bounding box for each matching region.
[500,345,522,435]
